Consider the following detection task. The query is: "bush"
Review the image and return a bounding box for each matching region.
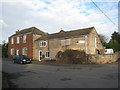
[55,49,88,64]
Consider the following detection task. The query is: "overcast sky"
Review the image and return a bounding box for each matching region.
[0,0,119,44]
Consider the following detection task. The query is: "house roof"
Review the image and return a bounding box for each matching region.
[35,27,94,41]
[10,26,48,37]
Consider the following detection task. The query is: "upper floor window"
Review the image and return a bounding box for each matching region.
[95,37,97,48]
[22,47,27,56]
[23,35,27,43]
[77,40,85,44]
[40,41,47,47]
[45,51,50,58]
[17,36,20,44]
[10,48,14,55]
[11,37,14,44]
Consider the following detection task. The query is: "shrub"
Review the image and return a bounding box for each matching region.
[55,49,88,64]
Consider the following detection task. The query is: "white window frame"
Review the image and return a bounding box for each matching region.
[17,36,20,44]
[77,40,85,44]
[95,37,97,48]
[39,50,42,61]
[16,49,19,55]
[10,48,14,55]
[39,41,47,47]
[11,37,14,44]
[22,47,27,56]
[23,35,27,43]
[45,51,50,58]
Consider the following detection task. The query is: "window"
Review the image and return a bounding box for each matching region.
[11,37,14,44]
[22,47,27,55]
[17,36,20,44]
[77,40,85,43]
[16,49,19,55]
[40,41,47,47]
[23,35,27,43]
[45,51,50,58]
[11,48,14,55]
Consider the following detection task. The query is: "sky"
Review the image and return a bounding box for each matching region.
[0,0,119,44]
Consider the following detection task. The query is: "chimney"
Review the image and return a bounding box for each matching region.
[16,30,19,34]
[59,28,65,33]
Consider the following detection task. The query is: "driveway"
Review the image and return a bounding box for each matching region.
[2,59,118,88]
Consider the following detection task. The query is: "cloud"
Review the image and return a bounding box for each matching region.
[20,0,48,10]
[0,20,8,27]
[1,0,118,43]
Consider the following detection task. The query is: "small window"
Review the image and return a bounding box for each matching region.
[23,35,27,43]
[22,47,27,56]
[40,41,47,47]
[45,51,50,58]
[11,48,14,55]
[11,37,14,44]
[77,40,85,43]
[17,36,20,44]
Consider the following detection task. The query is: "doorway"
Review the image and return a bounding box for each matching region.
[97,49,100,54]
[39,50,42,61]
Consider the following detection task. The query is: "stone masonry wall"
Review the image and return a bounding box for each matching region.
[88,52,120,64]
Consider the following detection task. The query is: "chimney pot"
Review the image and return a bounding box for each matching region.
[16,30,19,34]
[59,29,65,33]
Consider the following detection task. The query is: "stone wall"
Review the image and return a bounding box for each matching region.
[87,28,104,54]
[88,52,120,64]
[33,34,42,60]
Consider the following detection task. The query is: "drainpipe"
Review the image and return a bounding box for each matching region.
[85,35,88,62]
[48,40,49,51]
[85,35,87,54]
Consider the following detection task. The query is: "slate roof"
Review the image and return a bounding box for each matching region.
[10,26,48,37]
[35,27,94,41]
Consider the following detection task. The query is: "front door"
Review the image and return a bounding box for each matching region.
[39,50,42,61]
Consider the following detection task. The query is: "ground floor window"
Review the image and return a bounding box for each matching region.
[10,48,14,55]
[45,51,50,58]
[16,49,19,55]
[22,47,27,56]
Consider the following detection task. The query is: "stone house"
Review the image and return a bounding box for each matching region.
[8,26,104,61]
[34,27,104,61]
[8,27,47,59]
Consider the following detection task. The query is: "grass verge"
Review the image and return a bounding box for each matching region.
[2,72,9,89]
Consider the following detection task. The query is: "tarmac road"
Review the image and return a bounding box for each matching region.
[2,59,118,88]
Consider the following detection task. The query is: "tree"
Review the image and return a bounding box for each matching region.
[106,31,120,52]
[2,40,8,58]
[98,34,108,44]
[98,34,108,47]
[108,40,120,52]
[111,31,120,44]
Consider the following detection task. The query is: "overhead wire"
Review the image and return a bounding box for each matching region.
[90,0,118,28]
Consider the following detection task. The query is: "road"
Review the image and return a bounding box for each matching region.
[2,59,118,88]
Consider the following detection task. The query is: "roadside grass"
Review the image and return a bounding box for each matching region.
[2,72,9,89]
